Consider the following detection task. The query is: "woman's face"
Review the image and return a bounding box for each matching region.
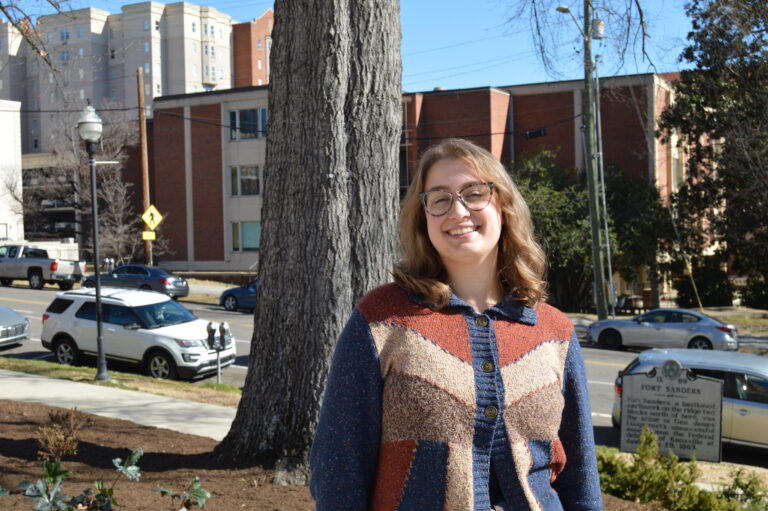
[422,157,502,272]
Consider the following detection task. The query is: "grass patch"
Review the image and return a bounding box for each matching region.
[0,357,241,408]
[720,315,768,327]
[180,293,220,305]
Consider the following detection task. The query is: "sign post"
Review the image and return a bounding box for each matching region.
[621,360,723,462]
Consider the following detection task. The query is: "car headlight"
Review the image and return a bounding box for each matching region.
[174,339,205,348]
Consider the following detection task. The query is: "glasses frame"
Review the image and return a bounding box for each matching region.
[419,182,496,217]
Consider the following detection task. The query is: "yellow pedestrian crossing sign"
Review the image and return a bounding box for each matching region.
[142,205,164,231]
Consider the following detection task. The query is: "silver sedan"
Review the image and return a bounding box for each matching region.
[0,305,30,349]
[586,308,738,350]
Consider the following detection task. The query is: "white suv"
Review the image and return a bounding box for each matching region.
[41,287,237,380]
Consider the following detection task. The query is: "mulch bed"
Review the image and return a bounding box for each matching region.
[0,399,646,510]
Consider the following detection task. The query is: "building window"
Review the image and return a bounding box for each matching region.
[257,39,262,49]
[60,29,70,41]
[204,24,208,35]
[144,41,150,52]
[60,51,70,64]
[211,45,215,57]
[257,79,262,86]
[34,139,39,149]
[193,42,198,54]
[229,108,268,140]
[110,48,115,59]
[48,73,53,83]
[78,47,84,57]
[79,89,85,100]
[192,64,198,77]
[230,166,260,196]
[155,20,160,31]
[192,22,196,33]
[144,62,150,74]
[211,66,216,79]
[47,32,52,43]
[77,26,84,38]
[156,83,161,93]
[204,44,208,56]
[257,59,262,70]
[204,65,209,76]
[144,19,150,31]
[79,68,84,79]
[232,222,261,251]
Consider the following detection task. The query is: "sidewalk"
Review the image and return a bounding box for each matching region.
[0,369,235,440]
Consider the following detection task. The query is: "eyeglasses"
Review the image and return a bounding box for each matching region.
[419,182,495,217]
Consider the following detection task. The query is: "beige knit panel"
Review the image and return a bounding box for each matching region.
[499,340,569,407]
[369,322,476,407]
[444,442,474,511]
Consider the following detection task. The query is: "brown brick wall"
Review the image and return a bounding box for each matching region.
[232,10,273,87]
[152,107,187,260]
[513,91,575,169]
[190,103,223,261]
[600,84,649,181]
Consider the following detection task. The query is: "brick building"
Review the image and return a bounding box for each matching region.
[151,85,268,271]
[232,9,273,87]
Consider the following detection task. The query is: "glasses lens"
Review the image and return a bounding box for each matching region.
[460,183,492,210]
[424,191,453,215]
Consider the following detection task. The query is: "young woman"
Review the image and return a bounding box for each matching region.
[310,139,602,510]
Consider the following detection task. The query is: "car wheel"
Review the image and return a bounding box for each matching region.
[223,295,238,312]
[83,280,95,289]
[146,351,178,380]
[54,337,80,366]
[598,329,623,350]
[140,285,152,291]
[28,270,44,290]
[58,281,74,291]
[0,278,11,286]
[688,337,713,350]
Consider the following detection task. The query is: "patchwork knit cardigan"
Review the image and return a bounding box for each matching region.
[310,283,602,511]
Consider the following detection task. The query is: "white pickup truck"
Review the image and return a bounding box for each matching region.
[0,244,86,290]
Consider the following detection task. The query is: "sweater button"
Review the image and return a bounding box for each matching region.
[475,316,489,327]
[484,405,498,419]
[481,360,495,372]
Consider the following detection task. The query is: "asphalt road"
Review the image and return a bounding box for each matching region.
[2,283,766,467]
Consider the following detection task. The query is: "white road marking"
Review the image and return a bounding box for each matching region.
[591,413,612,418]
[588,380,614,386]
[15,309,36,314]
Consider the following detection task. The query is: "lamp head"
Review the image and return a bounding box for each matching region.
[77,105,103,143]
[556,5,571,13]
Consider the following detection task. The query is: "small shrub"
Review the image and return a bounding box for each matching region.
[674,257,733,308]
[36,408,91,462]
[598,426,768,511]
[742,276,768,311]
[154,476,211,510]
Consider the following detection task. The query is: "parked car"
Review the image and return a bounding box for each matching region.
[0,244,86,290]
[219,280,257,312]
[586,308,738,350]
[0,305,30,349]
[612,348,768,448]
[41,287,236,380]
[83,264,189,299]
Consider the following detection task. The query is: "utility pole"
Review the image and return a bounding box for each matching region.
[137,67,153,266]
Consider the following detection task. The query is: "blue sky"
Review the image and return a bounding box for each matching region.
[57,0,692,92]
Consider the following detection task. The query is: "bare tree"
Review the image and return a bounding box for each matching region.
[506,0,653,77]
[214,0,401,479]
[0,0,68,69]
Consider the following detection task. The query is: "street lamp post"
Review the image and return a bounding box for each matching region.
[78,105,110,381]
[557,3,609,320]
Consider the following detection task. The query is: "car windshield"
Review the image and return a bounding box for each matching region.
[133,300,196,329]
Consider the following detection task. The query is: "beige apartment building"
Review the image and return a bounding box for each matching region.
[0,1,234,153]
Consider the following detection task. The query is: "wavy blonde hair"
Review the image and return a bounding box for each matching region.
[393,138,547,309]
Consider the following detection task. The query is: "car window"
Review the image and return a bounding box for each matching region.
[133,300,196,329]
[732,373,768,405]
[128,266,149,276]
[113,266,130,275]
[8,246,18,258]
[680,313,700,323]
[75,302,97,321]
[689,368,727,395]
[0,246,6,258]
[642,311,667,323]
[46,298,74,314]
[105,304,139,326]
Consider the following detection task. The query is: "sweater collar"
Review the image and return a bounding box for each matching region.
[409,292,538,325]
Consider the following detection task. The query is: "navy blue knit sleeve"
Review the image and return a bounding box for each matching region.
[310,308,383,510]
[553,331,603,510]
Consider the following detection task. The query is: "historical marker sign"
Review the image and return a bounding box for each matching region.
[620,360,723,462]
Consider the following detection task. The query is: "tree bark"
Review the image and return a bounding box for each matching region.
[215,0,401,479]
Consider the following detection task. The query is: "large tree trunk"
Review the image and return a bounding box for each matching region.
[215,0,401,479]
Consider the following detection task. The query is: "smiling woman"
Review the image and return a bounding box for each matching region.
[309,139,603,510]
